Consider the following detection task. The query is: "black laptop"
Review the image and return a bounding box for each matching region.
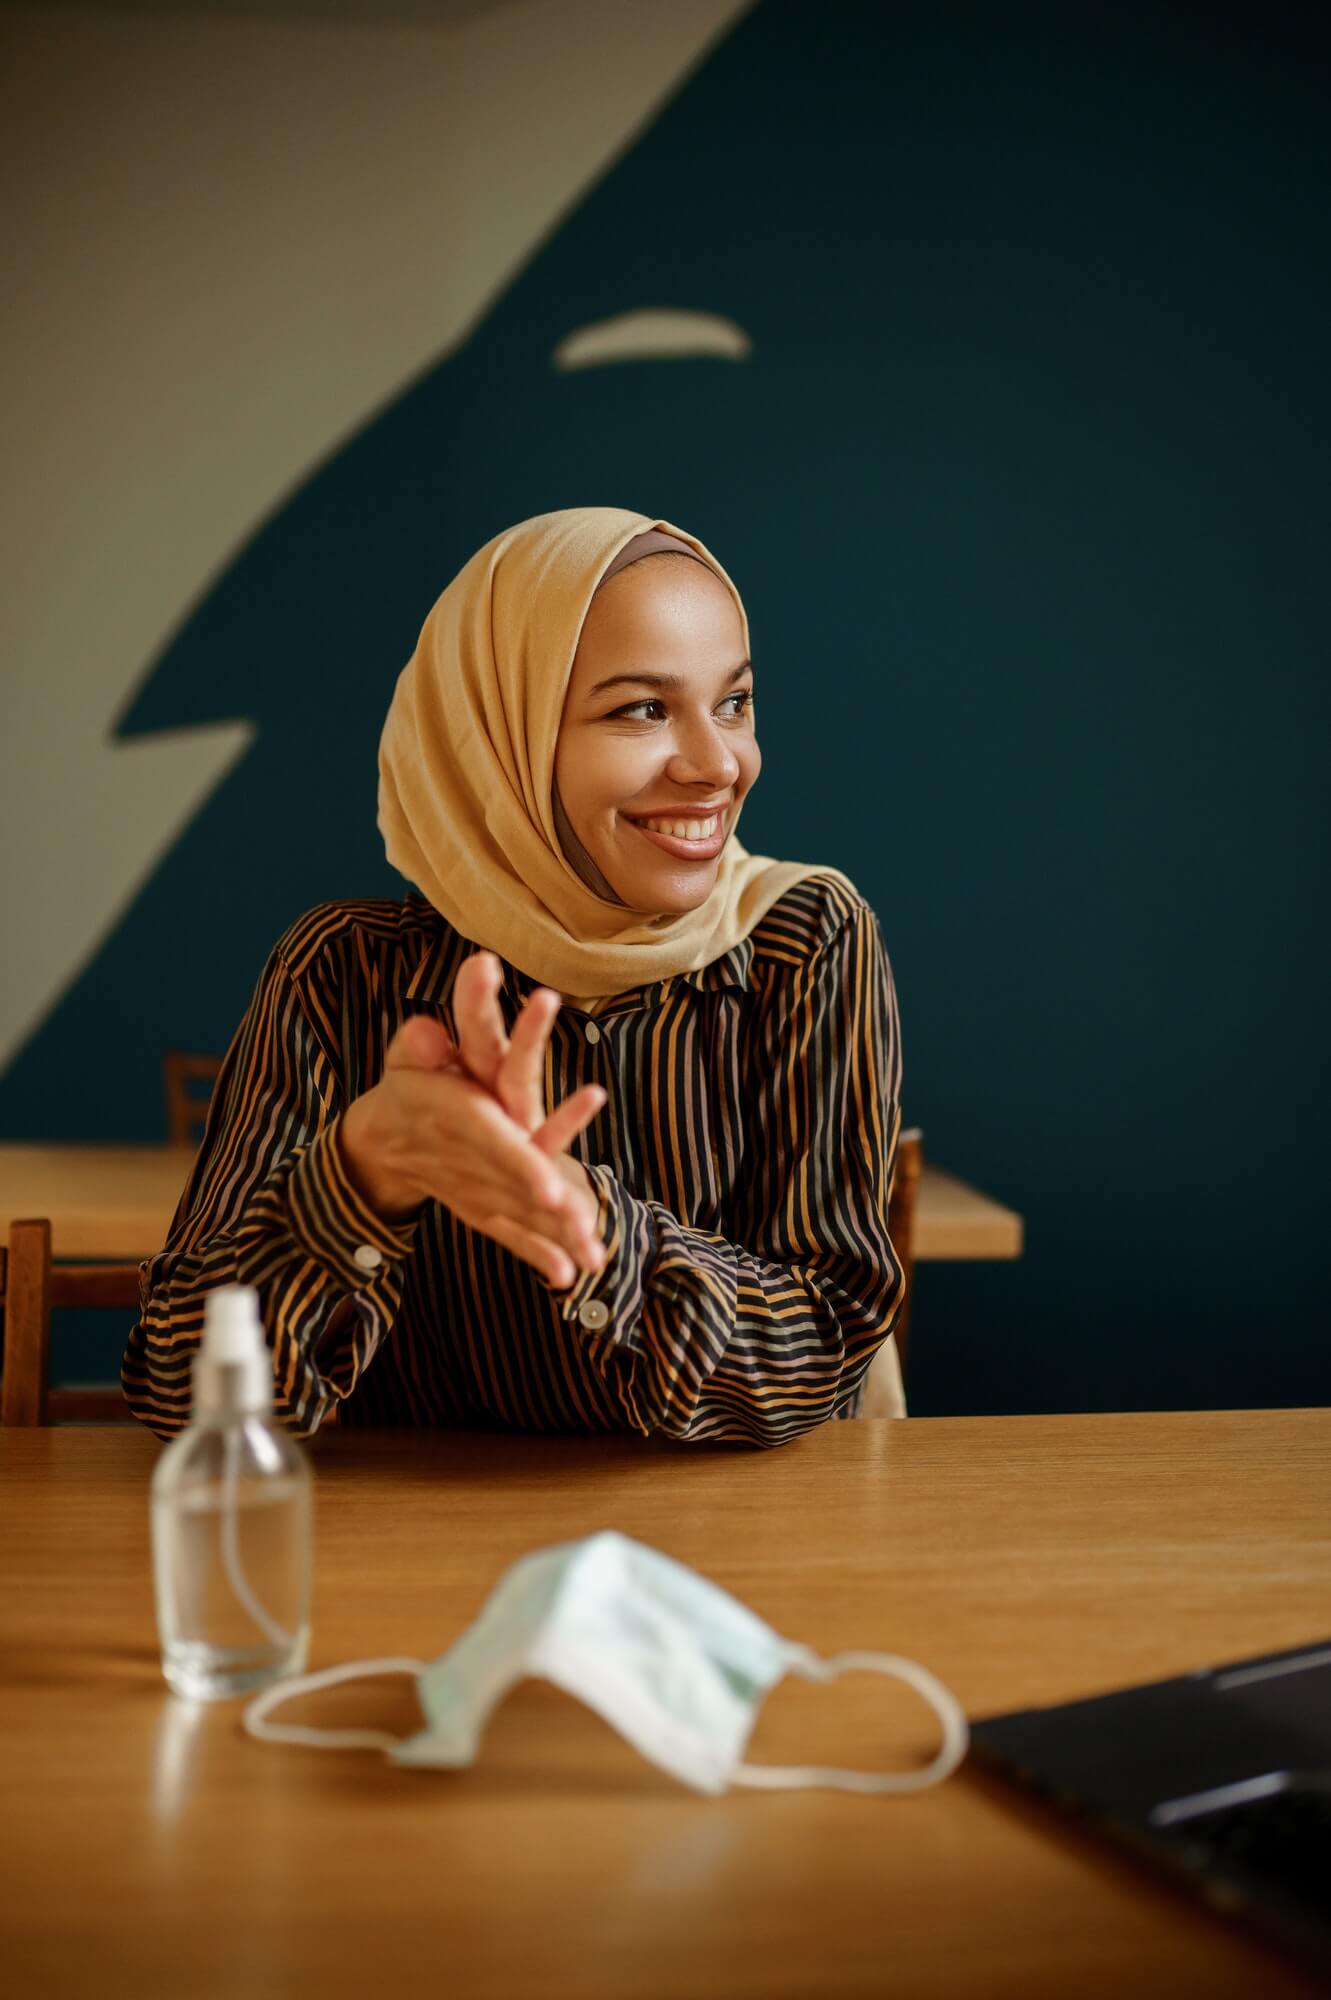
[968,1638,1331,1979]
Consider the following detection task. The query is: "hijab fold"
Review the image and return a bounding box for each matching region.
[378,507,840,1003]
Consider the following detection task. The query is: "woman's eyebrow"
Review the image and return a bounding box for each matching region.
[586,660,754,699]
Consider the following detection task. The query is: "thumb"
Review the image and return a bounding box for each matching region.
[385,1014,459,1073]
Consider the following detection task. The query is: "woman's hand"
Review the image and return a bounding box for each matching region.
[447,951,605,1251]
[339,961,607,1289]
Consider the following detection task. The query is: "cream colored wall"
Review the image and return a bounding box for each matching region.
[0,0,751,1077]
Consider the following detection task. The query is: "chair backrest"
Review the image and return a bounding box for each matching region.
[1,1219,137,1425]
[886,1126,924,1379]
[163,1052,222,1149]
[860,1125,923,1418]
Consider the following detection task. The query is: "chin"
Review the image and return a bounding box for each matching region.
[623,872,717,916]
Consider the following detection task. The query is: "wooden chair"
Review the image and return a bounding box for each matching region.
[861,1125,923,1418]
[0,1053,221,1425]
[1,1219,137,1424]
[887,1126,923,1378]
[164,1051,222,1149]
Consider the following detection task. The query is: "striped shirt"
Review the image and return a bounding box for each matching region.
[123,870,903,1447]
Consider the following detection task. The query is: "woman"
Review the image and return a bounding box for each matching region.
[123,508,905,1445]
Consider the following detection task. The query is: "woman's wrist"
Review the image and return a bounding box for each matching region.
[338,1093,423,1224]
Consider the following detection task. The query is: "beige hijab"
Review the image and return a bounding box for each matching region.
[378,506,842,1002]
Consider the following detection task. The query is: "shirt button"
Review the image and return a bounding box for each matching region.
[353,1244,383,1273]
[584,1020,602,1045]
[578,1299,610,1331]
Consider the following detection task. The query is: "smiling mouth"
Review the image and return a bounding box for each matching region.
[623,811,727,859]
[629,812,721,841]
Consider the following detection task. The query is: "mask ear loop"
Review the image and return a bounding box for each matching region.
[731,1647,969,1795]
[243,1658,427,1751]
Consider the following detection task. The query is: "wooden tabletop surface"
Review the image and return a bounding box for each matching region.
[0,1142,1022,1263]
[2,1410,1327,1998]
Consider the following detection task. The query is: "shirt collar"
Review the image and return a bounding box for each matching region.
[399,895,753,1012]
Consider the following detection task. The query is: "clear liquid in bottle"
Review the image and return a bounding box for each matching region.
[150,1288,312,1701]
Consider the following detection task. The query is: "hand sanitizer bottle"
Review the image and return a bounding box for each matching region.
[151,1285,312,1700]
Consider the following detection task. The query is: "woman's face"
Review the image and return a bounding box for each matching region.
[554,556,761,915]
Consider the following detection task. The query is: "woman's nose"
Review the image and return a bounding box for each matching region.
[666,719,741,789]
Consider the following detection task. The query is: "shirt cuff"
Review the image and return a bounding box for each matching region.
[556,1163,653,1347]
[283,1118,418,1291]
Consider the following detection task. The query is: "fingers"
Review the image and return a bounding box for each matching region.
[482,1215,577,1291]
[455,963,561,1137]
[497,987,560,1132]
[463,1087,569,1209]
[450,962,593,1158]
[533,1083,607,1159]
[384,1015,458,1073]
[480,1194,602,1278]
[452,1090,602,1270]
[452,952,510,1091]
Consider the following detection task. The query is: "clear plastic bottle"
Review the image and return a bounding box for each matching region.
[151,1285,312,1700]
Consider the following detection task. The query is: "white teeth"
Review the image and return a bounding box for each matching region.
[637,814,719,841]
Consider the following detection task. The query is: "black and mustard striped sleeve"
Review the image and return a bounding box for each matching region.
[121,911,416,1439]
[552,887,904,1447]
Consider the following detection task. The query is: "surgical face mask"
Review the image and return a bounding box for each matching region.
[243,1530,968,1796]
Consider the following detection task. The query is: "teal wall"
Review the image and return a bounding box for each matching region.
[11,0,1329,1411]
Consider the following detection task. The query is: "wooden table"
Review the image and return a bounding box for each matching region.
[2,1411,1326,1998]
[0,1143,1022,1262]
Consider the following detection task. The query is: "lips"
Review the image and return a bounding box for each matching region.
[632,811,721,841]
[624,819,725,862]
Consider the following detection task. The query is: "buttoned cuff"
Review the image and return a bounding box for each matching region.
[557,1163,654,1347]
[284,1119,418,1291]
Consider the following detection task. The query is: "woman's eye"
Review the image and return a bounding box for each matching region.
[609,690,754,722]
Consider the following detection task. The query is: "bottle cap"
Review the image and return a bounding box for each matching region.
[194,1285,273,1417]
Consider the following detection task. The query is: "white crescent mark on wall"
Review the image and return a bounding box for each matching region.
[553,309,753,371]
[0,0,754,1084]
